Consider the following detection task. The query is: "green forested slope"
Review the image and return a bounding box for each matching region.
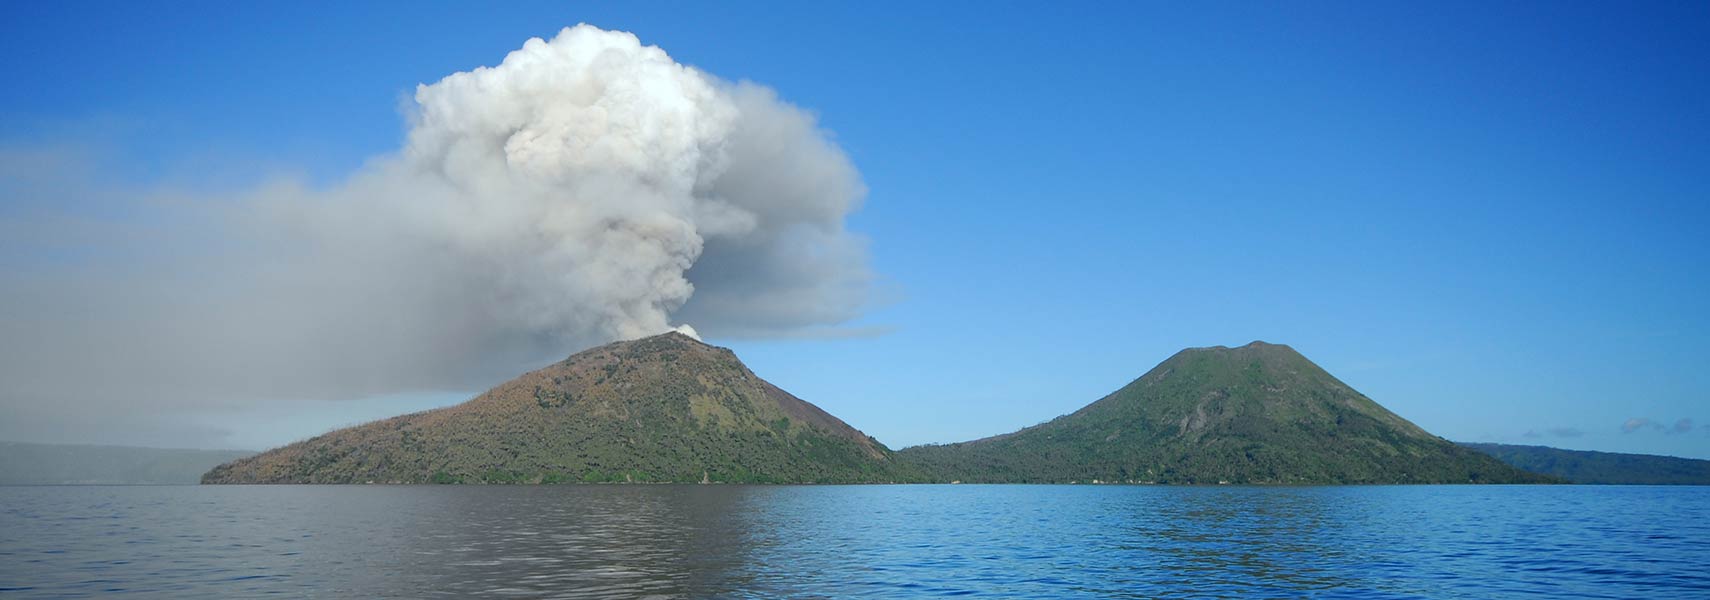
[898,342,1553,484]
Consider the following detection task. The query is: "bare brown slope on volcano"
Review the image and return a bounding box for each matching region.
[203,333,895,484]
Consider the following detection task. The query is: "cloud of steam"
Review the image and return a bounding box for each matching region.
[0,25,871,446]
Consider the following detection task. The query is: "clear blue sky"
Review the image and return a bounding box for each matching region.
[4,2,1707,458]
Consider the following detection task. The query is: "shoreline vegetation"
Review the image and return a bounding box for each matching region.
[12,438,1704,485]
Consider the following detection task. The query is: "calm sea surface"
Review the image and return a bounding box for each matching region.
[1,485,1706,598]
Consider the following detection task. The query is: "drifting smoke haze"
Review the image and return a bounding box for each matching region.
[0,25,872,446]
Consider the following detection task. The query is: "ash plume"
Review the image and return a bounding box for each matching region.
[0,25,871,446]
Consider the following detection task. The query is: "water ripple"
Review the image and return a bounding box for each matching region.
[0,485,1706,598]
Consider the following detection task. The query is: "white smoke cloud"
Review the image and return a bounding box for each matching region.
[0,25,871,446]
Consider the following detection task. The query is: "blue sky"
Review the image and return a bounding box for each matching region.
[3,2,1708,458]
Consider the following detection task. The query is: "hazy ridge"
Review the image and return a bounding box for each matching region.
[0,442,252,485]
[1461,442,1710,485]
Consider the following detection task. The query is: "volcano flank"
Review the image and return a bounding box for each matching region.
[206,337,1551,485]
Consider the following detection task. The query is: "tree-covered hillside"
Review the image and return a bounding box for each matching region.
[1461,443,1710,485]
[897,342,1554,485]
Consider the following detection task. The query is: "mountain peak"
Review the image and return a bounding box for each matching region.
[562,330,729,364]
[656,329,706,344]
[898,341,1548,484]
[623,329,713,348]
[1166,341,1309,372]
[204,330,893,484]
[1182,340,1295,353]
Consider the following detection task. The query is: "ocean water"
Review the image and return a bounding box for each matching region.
[1,485,1706,598]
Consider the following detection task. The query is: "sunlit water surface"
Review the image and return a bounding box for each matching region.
[2,485,1706,598]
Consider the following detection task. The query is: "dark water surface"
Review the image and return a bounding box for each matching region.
[2,485,1707,598]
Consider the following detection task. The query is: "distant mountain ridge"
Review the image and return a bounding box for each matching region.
[203,333,900,484]
[1461,442,1710,485]
[0,442,252,485]
[896,342,1552,484]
